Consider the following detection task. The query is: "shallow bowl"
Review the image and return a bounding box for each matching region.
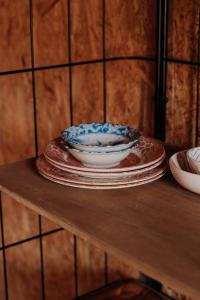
[68,147,131,168]
[62,123,140,153]
[186,147,200,174]
[169,151,200,194]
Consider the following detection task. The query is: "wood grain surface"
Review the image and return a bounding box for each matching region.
[0,73,38,249]
[0,0,31,71]
[77,238,105,296]
[35,68,70,154]
[168,0,199,62]
[72,62,105,295]
[33,0,68,67]
[0,253,4,300]
[35,68,70,232]
[1,160,200,299]
[106,60,154,136]
[2,193,38,245]
[105,0,156,57]
[6,239,41,300]
[43,230,75,300]
[166,63,197,147]
[0,73,35,165]
[108,255,140,283]
[72,64,104,124]
[71,0,102,62]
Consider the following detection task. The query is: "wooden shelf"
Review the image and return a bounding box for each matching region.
[0,158,199,299]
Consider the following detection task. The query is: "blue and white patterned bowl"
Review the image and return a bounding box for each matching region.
[61,123,140,153]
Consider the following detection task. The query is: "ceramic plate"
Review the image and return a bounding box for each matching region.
[44,137,165,173]
[37,155,168,186]
[38,168,167,190]
[45,155,165,178]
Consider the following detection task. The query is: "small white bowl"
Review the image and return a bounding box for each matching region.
[68,147,131,168]
[186,147,200,174]
[169,151,200,194]
[62,123,140,153]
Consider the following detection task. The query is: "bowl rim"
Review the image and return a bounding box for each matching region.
[61,123,140,148]
[67,144,132,155]
[169,151,200,178]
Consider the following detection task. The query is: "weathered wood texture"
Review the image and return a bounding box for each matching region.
[165,63,197,148]
[6,240,41,300]
[33,0,68,67]
[0,0,31,71]
[106,61,155,136]
[43,230,75,300]
[0,254,4,300]
[71,0,102,62]
[72,64,104,124]
[168,0,200,62]
[105,0,156,57]
[1,160,200,300]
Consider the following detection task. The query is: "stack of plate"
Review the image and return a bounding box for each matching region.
[36,123,167,189]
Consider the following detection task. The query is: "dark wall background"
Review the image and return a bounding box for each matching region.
[0,0,199,299]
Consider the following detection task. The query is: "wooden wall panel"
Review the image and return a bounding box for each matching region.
[35,68,70,232]
[166,63,197,148]
[72,64,104,124]
[71,0,102,62]
[77,238,105,295]
[43,231,75,300]
[168,0,199,62]
[106,60,154,136]
[108,254,140,283]
[0,0,31,72]
[72,63,105,296]
[0,253,5,300]
[0,73,35,165]
[33,0,68,67]
[35,68,70,154]
[0,73,38,245]
[106,0,156,57]
[6,240,41,300]
[2,193,38,245]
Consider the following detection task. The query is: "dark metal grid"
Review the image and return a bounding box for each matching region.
[154,0,169,140]
[2,56,200,77]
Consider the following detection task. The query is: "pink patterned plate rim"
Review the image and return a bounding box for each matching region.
[45,155,166,178]
[38,169,167,190]
[44,137,165,173]
[36,155,168,186]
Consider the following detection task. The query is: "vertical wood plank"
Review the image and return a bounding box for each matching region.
[72,62,105,295]
[2,193,38,245]
[168,0,199,62]
[77,238,105,296]
[72,64,104,124]
[6,240,41,300]
[71,0,102,62]
[43,231,75,300]
[106,60,155,136]
[108,254,140,283]
[35,68,70,232]
[0,0,31,71]
[166,63,197,147]
[0,253,5,300]
[0,73,38,245]
[35,68,70,154]
[33,0,68,67]
[106,0,156,57]
[0,73,35,165]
